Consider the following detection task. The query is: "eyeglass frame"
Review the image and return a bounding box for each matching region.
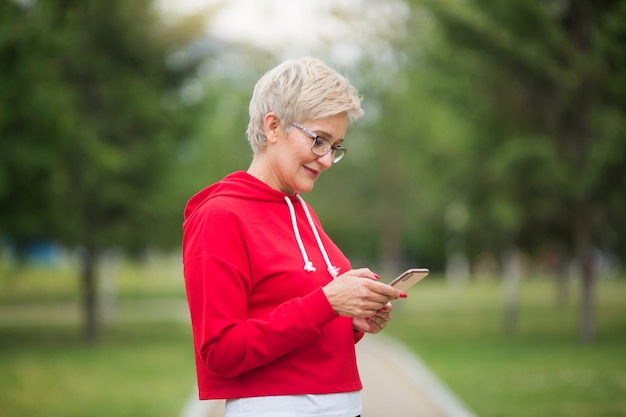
[290,122,348,164]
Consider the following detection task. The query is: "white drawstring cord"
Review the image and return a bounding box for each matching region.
[284,195,340,278]
[284,196,316,272]
[295,194,340,279]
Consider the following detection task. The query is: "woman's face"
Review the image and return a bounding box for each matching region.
[266,113,348,194]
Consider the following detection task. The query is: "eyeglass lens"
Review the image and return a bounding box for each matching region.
[292,122,346,163]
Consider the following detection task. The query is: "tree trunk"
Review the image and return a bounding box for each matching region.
[80,246,100,344]
[554,250,571,308]
[445,202,470,288]
[502,248,521,335]
[575,203,595,344]
[379,210,402,273]
[378,119,404,274]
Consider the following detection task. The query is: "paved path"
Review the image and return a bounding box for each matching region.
[180,334,476,417]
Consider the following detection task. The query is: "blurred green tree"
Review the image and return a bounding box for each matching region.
[409,0,626,342]
[302,5,453,273]
[171,51,275,196]
[0,0,206,343]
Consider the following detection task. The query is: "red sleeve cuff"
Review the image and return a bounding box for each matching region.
[300,287,338,330]
[353,330,365,343]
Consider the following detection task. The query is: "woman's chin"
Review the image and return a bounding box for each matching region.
[295,180,315,194]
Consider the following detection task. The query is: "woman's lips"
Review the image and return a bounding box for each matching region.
[303,165,320,178]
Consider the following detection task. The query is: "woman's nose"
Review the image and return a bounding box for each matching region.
[316,151,334,168]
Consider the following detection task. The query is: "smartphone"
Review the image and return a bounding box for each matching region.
[388,268,430,292]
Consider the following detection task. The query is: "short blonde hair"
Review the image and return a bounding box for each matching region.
[246,57,363,154]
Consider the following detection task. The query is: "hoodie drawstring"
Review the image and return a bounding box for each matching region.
[284,195,340,279]
[285,196,316,273]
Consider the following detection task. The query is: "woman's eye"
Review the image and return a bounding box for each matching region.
[313,138,327,148]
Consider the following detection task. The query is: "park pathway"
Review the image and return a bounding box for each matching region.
[179,334,477,417]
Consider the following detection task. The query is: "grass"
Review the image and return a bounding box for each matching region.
[0,256,194,417]
[0,323,194,417]
[385,277,626,417]
[1,258,625,417]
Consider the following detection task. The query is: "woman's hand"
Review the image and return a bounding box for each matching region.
[353,302,393,334]
[322,268,406,319]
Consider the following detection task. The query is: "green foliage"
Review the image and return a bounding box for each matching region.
[169,50,278,235]
[0,0,210,342]
[2,0,624,344]
[409,0,626,260]
[0,0,203,253]
[2,0,624,269]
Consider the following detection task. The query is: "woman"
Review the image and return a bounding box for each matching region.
[182,57,407,417]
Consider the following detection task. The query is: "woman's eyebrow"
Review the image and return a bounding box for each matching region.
[316,129,344,143]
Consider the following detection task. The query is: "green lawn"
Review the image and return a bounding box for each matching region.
[0,258,194,417]
[1,260,625,417]
[385,277,626,417]
[0,323,194,417]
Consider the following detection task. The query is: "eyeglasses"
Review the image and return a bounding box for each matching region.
[291,122,347,164]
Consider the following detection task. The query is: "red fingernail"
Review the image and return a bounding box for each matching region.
[374,274,380,279]
[399,293,408,298]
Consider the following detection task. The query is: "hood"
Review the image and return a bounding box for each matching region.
[184,171,287,221]
[184,170,340,279]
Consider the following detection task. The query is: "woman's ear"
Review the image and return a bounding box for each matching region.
[263,112,281,144]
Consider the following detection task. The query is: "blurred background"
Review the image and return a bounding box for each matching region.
[1,0,624,416]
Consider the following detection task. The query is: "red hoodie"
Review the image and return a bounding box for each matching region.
[182,171,363,400]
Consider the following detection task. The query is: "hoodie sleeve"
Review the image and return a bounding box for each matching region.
[183,202,339,378]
